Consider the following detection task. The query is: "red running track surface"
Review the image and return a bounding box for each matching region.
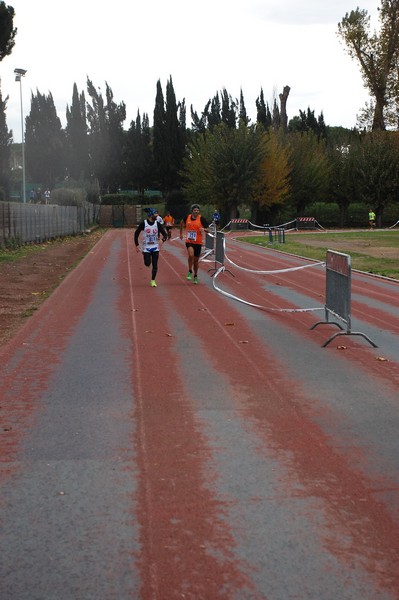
[1,228,399,599]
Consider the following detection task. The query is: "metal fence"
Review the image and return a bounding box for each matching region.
[0,201,100,247]
[310,250,377,348]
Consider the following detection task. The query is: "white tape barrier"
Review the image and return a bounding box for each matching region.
[212,266,323,313]
[199,248,214,262]
[225,250,325,275]
[247,219,296,231]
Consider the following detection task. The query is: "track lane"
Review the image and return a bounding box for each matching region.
[1,229,398,599]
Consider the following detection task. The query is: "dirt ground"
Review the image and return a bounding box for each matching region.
[0,230,105,347]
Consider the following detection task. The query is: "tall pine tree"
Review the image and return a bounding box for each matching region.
[0,89,12,199]
[86,78,126,193]
[66,83,89,181]
[153,77,186,193]
[25,90,65,186]
[124,110,153,192]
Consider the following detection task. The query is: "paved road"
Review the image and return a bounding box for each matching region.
[1,229,399,600]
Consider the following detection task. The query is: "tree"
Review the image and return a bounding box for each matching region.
[327,130,360,226]
[208,93,222,130]
[0,88,12,198]
[251,129,291,222]
[352,131,399,224]
[124,110,153,193]
[256,88,272,129]
[25,90,66,186]
[289,108,327,140]
[337,1,399,130]
[165,77,186,190]
[238,89,250,126]
[279,85,291,133]
[86,78,126,193]
[152,77,186,193]
[0,2,17,62]
[220,88,237,128]
[65,83,89,180]
[183,122,265,219]
[152,79,167,189]
[286,131,330,215]
[190,100,211,135]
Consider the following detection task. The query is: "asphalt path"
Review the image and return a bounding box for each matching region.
[1,228,399,600]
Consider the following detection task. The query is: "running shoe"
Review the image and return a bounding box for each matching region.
[193,276,198,284]
[186,272,192,280]
[151,280,157,287]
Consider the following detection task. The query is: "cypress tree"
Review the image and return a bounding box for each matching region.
[221,88,236,128]
[239,89,249,126]
[0,89,12,199]
[66,83,89,180]
[25,90,65,186]
[152,79,167,189]
[208,93,222,131]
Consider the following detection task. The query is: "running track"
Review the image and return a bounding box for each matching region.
[1,229,399,600]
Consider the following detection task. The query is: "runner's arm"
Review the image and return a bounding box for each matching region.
[157,222,168,242]
[134,222,144,246]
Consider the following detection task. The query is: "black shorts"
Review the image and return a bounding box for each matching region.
[186,243,202,257]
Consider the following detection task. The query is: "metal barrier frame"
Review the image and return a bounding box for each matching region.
[207,231,233,277]
[310,250,377,347]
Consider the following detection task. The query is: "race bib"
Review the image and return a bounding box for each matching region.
[187,231,197,241]
[147,234,157,244]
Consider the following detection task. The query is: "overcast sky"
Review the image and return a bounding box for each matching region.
[1,0,379,142]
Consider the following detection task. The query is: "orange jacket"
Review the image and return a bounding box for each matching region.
[164,215,174,226]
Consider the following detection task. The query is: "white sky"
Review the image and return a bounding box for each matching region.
[1,0,379,143]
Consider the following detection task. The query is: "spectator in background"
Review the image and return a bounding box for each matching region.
[212,208,221,229]
[163,211,175,239]
[368,208,376,229]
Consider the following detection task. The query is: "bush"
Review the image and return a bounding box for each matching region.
[165,190,187,221]
[102,193,143,205]
[346,203,367,227]
[50,188,86,207]
[306,202,340,227]
[381,203,399,226]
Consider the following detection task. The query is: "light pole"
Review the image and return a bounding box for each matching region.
[14,68,27,203]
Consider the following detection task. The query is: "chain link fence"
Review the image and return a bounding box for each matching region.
[0,201,100,247]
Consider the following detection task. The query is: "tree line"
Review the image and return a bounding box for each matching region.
[1,0,399,227]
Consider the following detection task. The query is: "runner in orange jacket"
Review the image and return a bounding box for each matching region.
[179,204,210,284]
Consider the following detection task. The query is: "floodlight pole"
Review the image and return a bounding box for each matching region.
[14,68,27,203]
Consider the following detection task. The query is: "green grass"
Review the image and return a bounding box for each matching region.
[240,230,399,280]
[0,230,105,264]
[0,243,49,263]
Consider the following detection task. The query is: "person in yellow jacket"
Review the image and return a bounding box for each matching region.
[368,209,376,229]
[179,204,210,284]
